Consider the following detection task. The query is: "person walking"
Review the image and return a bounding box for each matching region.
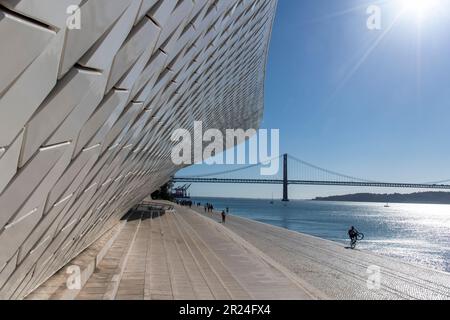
[221,210,226,224]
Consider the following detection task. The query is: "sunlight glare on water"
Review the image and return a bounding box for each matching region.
[193,198,450,273]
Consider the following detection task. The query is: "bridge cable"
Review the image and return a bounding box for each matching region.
[175,154,283,178]
[287,155,378,183]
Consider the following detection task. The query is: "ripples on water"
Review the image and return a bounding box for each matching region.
[192,197,450,273]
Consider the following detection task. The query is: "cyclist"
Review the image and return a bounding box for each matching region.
[348,226,359,249]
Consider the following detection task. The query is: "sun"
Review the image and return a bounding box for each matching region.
[400,0,441,19]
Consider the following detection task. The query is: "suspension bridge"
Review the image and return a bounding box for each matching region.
[172,154,450,201]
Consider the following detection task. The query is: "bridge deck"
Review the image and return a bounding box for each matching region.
[173,177,450,190]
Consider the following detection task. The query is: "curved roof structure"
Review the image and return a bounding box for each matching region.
[0,0,277,299]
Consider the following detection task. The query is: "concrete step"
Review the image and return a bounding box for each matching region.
[173,212,251,299]
[115,212,155,300]
[25,221,125,300]
[165,212,215,299]
[76,213,142,300]
[158,212,197,299]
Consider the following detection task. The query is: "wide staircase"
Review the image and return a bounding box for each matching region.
[26,203,315,300]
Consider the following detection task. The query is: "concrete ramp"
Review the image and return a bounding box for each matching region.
[194,208,450,300]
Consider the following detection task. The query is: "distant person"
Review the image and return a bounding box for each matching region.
[221,210,226,224]
[226,207,229,214]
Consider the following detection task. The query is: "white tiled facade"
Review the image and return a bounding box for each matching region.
[0,0,276,299]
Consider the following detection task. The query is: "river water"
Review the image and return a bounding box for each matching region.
[191,197,450,273]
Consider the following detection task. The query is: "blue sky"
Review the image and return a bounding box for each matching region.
[178,0,450,199]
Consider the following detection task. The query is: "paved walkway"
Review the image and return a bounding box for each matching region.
[192,207,450,300]
[31,202,450,300]
[75,206,317,300]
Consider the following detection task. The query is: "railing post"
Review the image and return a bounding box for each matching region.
[282,153,289,201]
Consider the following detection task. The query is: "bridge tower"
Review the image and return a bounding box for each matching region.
[282,153,289,201]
